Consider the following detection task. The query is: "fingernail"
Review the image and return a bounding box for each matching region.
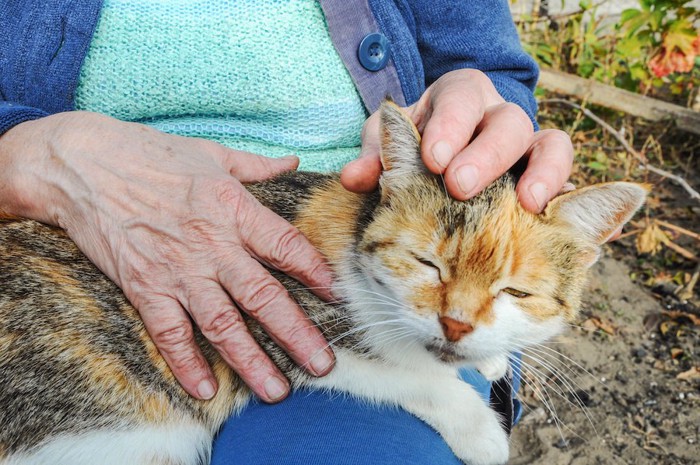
[431,140,453,169]
[197,379,216,400]
[455,165,479,197]
[264,376,289,401]
[529,182,549,212]
[309,349,335,377]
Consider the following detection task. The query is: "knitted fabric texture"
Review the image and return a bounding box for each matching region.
[74,0,367,172]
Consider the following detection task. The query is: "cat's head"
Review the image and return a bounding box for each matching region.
[352,101,648,366]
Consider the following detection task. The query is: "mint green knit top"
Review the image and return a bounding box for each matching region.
[74,0,368,172]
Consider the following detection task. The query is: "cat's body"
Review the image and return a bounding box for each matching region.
[0,102,647,465]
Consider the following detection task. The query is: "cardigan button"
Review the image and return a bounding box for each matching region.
[357,33,391,71]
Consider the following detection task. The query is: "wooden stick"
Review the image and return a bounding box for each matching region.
[538,68,700,135]
[664,240,698,261]
[655,220,700,241]
[541,98,700,203]
[617,228,643,240]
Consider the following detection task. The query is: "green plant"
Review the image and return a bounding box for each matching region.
[617,0,700,95]
[519,0,700,102]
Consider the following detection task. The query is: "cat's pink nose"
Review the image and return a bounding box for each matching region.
[439,316,474,342]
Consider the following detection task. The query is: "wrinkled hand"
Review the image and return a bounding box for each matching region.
[341,69,574,213]
[0,112,335,402]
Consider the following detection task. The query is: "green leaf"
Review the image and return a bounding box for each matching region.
[620,8,642,24]
[579,61,595,78]
[620,11,653,36]
[630,63,650,81]
[586,161,608,172]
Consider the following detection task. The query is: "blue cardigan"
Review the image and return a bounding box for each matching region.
[0,0,539,135]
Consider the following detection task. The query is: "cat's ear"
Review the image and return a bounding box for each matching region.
[378,100,427,194]
[544,182,649,245]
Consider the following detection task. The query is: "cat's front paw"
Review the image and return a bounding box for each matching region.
[451,408,509,465]
[474,356,509,382]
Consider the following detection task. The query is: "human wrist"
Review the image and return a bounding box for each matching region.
[0,113,80,226]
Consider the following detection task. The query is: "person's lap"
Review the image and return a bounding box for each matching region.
[211,368,519,464]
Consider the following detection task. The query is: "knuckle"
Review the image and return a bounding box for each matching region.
[170,351,208,373]
[306,255,330,280]
[269,227,305,265]
[211,179,244,207]
[477,137,510,166]
[531,129,575,170]
[541,129,573,149]
[200,308,247,342]
[231,347,270,376]
[467,69,490,87]
[152,322,195,351]
[238,279,286,317]
[452,68,487,86]
[500,103,534,134]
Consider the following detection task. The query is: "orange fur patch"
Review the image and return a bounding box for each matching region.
[294,181,365,266]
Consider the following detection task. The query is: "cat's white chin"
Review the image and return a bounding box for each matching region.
[425,341,469,364]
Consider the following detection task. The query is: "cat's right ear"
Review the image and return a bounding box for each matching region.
[544,182,649,246]
[378,100,428,196]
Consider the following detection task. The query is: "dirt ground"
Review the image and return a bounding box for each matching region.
[507,254,700,465]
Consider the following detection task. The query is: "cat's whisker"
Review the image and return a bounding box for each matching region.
[518,353,599,436]
[513,356,594,441]
[526,343,603,387]
[332,285,408,307]
[516,360,584,443]
[514,364,568,440]
[300,318,417,370]
[523,347,592,389]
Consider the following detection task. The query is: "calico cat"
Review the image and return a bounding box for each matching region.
[0,101,647,465]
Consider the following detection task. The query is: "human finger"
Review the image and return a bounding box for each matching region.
[340,111,382,192]
[340,155,382,193]
[238,194,336,302]
[218,251,335,379]
[442,102,534,200]
[138,297,218,400]
[419,70,502,174]
[186,280,290,403]
[515,129,574,213]
[207,140,300,182]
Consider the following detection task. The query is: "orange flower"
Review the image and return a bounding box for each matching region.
[648,33,699,78]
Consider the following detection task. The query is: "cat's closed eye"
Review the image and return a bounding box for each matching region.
[411,253,444,282]
[501,287,531,298]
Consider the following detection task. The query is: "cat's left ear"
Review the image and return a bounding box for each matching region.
[544,182,650,245]
[378,100,428,195]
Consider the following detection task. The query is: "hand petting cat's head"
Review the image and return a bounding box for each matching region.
[351,101,648,368]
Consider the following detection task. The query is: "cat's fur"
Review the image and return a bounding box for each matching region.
[0,102,647,465]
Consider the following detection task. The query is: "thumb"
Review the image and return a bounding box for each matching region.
[340,112,382,192]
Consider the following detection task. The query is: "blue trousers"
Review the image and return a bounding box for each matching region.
[211,366,522,464]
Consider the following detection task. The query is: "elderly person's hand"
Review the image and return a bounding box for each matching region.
[0,111,335,402]
[342,69,574,212]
